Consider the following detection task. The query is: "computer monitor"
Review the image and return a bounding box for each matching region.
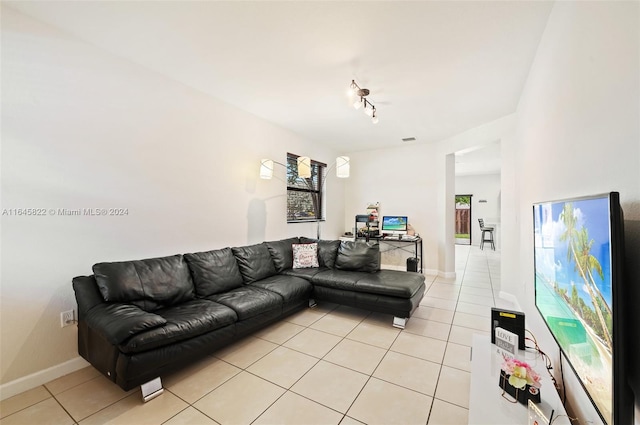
[381,216,408,235]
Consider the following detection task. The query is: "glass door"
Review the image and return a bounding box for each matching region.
[455,195,472,245]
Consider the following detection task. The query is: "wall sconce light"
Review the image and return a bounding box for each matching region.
[336,156,350,178]
[348,80,378,124]
[297,156,311,179]
[259,156,350,180]
[260,159,274,179]
[259,155,350,238]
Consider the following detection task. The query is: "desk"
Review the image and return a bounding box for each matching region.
[375,237,423,273]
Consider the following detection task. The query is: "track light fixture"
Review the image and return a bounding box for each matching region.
[348,80,378,124]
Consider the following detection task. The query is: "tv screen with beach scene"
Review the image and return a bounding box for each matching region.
[533,192,631,424]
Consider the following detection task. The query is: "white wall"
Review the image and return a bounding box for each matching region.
[455,173,501,247]
[343,143,440,272]
[0,6,345,396]
[502,1,640,423]
[344,115,514,277]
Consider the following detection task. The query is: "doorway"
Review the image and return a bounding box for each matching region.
[455,194,472,245]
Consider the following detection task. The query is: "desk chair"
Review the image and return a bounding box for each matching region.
[478,219,495,250]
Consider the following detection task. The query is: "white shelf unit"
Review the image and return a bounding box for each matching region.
[469,334,570,425]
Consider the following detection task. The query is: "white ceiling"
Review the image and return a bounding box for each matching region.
[455,141,501,176]
[7,1,553,157]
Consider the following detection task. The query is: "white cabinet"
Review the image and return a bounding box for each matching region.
[469,335,570,424]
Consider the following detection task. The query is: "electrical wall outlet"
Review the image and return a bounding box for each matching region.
[60,309,74,328]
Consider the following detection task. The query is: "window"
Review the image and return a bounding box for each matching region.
[287,153,326,222]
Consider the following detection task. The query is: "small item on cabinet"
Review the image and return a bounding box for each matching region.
[340,233,355,242]
[527,400,550,425]
[491,308,526,350]
[407,223,416,236]
[498,358,541,405]
[494,327,518,361]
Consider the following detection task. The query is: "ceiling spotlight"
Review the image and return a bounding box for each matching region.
[364,100,374,116]
[348,79,377,123]
[347,80,357,98]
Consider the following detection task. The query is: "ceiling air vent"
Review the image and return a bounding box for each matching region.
[401,137,416,142]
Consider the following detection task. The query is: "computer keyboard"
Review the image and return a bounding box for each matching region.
[382,235,418,241]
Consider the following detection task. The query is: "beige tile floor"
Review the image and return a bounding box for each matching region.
[0,245,504,425]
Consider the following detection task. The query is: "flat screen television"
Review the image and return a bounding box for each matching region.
[533,192,631,424]
[381,216,408,235]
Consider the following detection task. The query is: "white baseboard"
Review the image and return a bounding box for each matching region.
[380,264,406,271]
[0,356,90,401]
[438,271,457,279]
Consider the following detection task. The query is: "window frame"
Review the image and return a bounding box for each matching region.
[286,153,327,223]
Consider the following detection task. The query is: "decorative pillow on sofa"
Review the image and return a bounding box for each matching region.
[335,241,380,273]
[292,243,320,268]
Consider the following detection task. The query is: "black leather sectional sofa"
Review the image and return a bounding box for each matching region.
[72,237,426,396]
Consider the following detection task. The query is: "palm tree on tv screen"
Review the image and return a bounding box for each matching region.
[575,227,613,331]
[559,203,612,352]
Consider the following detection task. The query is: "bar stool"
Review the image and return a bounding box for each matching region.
[478,218,495,250]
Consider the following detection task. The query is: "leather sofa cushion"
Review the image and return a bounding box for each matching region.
[312,269,425,300]
[356,270,425,298]
[313,284,423,318]
[311,269,373,291]
[120,299,237,353]
[232,243,277,283]
[208,286,282,320]
[93,255,194,311]
[252,275,313,303]
[300,238,340,268]
[265,237,299,272]
[184,248,244,296]
[334,241,380,273]
[85,303,167,345]
[280,267,326,280]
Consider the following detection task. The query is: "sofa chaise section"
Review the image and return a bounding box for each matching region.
[277,239,426,326]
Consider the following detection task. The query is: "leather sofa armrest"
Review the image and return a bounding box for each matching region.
[84,303,167,345]
[73,275,107,319]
